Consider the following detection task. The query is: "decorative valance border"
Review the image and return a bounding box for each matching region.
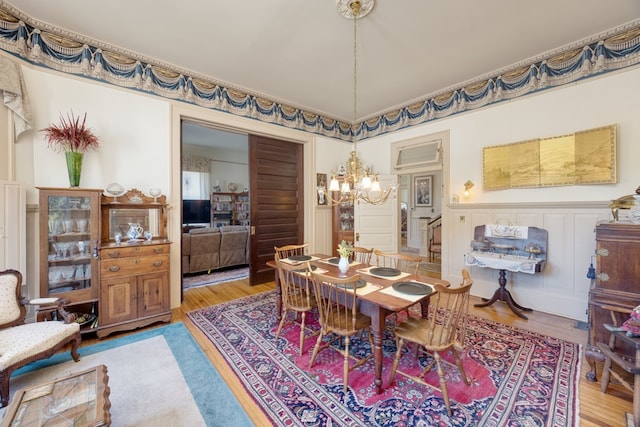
[0,3,638,142]
[182,156,210,173]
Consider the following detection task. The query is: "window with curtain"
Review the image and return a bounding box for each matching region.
[182,156,210,199]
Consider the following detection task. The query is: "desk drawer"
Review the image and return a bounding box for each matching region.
[101,244,169,260]
[101,254,169,278]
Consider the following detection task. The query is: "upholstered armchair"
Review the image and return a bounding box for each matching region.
[0,269,81,407]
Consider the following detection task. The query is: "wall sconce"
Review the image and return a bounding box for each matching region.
[463,180,474,197]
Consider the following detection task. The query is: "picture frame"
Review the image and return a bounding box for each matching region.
[316,173,328,205]
[414,175,432,207]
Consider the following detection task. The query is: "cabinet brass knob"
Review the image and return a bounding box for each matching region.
[596,248,609,257]
[153,248,163,253]
[133,259,140,264]
[109,266,120,272]
[153,261,163,267]
[108,251,119,258]
[596,272,609,281]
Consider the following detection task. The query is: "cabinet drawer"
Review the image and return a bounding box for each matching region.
[101,254,169,277]
[101,244,170,260]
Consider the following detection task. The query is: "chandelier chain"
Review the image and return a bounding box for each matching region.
[320,0,396,206]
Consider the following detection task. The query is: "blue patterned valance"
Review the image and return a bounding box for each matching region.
[0,3,638,142]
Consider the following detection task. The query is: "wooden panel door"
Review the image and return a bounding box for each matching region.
[138,271,169,316]
[249,135,303,284]
[100,276,136,325]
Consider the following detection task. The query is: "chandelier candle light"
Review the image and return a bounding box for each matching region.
[320,0,396,206]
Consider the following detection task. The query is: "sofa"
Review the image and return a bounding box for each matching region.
[182,225,250,275]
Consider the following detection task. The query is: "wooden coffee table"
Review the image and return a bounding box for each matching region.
[1,364,111,426]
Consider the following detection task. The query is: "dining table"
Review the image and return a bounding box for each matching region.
[266,253,450,394]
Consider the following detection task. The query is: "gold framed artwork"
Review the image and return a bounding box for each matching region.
[483,124,617,190]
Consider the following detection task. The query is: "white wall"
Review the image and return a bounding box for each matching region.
[21,68,171,199]
[11,57,640,320]
[345,66,640,320]
[182,143,250,193]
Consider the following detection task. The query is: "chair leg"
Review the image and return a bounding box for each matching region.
[71,334,81,362]
[298,312,306,356]
[452,348,471,386]
[274,311,288,340]
[388,338,406,386]
[343,336,350,394]
[433,352,453,416]
[600,356,612,393]
[309,332,325,368]
[0,371,9,407]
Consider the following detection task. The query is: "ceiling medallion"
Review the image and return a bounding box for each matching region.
[337,0,374,20]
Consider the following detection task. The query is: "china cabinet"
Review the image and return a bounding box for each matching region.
[211,192,250,227]
[98,188,171,338]
[38,187,102,322]
[585,221,640,380]
[331,185,354,256]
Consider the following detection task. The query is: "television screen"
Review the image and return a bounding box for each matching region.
[182,199,211,224]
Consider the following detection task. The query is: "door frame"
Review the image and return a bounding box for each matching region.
[169,104,315,305]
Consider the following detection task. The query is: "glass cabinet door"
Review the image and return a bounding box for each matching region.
[39,188,102,303]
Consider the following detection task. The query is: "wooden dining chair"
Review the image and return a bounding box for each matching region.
[388,269,474,416]
[595,305,640,427]
[373,249,423,322]
[274,259,317,355]
[351,246,373,265]
[274,243,309,261]
[429,224,442,261]
[308,268,374,394]
[373,249,421,275]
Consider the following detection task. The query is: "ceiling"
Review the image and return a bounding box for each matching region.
[4,0,640,125]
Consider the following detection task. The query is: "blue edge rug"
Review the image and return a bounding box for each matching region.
[11,322,253,427]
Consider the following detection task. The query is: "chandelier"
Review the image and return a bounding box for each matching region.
[320,0,396,206]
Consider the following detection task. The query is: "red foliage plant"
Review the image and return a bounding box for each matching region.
[40,111,100,153]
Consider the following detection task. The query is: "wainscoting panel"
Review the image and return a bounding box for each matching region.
[313,207,332,256]
[445,202,611,321]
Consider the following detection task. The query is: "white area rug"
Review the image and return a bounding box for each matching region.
[1,336,205,426]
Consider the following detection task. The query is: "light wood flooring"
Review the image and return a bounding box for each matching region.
[83,276,632,427]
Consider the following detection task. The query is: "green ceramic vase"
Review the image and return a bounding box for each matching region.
[65,151,83,187]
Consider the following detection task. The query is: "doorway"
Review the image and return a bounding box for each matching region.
[180,121,305,287]
[180,121,249,293]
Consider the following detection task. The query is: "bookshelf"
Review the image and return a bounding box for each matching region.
[211,192,250,227]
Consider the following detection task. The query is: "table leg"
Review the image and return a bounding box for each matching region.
[274,269,282,321]
[474,269,532,320]
[370,308,385,394]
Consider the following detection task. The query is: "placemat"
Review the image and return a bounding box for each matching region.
[280,255,320,266]
[356,266,411,281]
[318,257,360,266]
[379,281,433,302]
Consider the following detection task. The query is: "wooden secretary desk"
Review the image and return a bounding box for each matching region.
[585,221,640,381]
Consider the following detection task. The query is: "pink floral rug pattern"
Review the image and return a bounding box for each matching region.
[187,290,581,426]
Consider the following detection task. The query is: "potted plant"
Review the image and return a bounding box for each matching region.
[40,111,100,187]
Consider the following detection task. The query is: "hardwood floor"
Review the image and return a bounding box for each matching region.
[85,276,632,426]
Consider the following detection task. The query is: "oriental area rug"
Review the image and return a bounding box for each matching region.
[187,291,582,427]
[182,266,249,290]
